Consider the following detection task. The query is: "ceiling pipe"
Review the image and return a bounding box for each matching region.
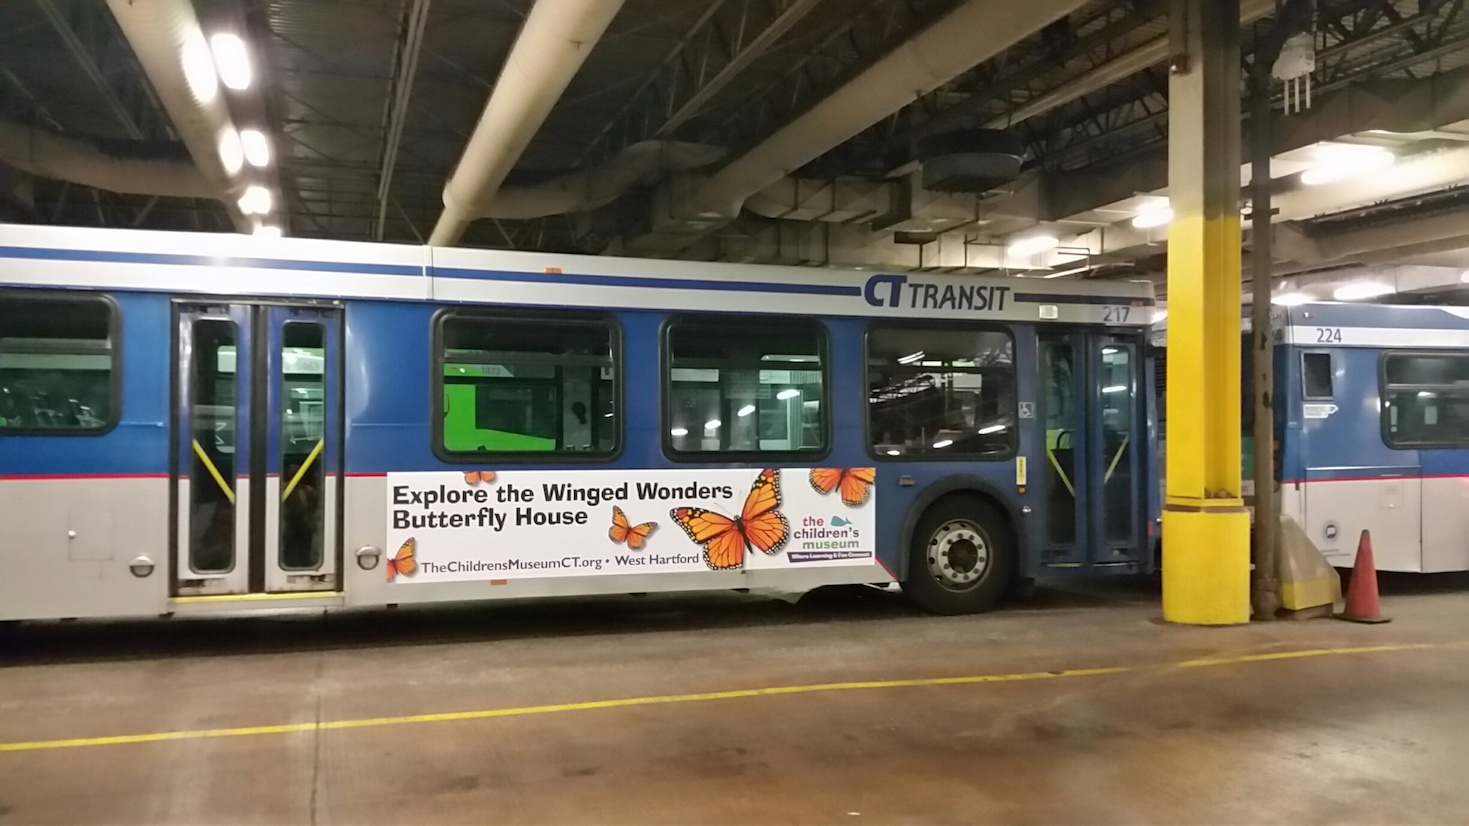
[429,0,626,246]
[686,0,1094,221]
[105,0,252,232]
[476,140,723,220]
[0,121,215,199]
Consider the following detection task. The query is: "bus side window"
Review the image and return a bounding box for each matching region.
[1302,352,1333,399]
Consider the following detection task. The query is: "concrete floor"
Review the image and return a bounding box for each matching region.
[2,574,1468,825]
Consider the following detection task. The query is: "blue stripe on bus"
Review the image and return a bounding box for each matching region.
[432,266,864,297]
[0,246,424,277]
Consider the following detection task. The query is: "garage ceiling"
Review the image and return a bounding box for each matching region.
[2,0,1468,289]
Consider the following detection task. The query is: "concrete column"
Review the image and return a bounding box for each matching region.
[1161,0,1251,625]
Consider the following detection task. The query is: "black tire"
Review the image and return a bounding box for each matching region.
[903,495,1017,615]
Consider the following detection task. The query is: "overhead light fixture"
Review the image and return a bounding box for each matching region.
[670,427,688,437]
[736,404,756,417]
[252,224,281,238]
[704,419,721,430]
[182,32,219,103]
[240,129,271,167]
[1272,291,1312,306]
[1006,235,1060,257]
[1102,385,1127,393]
[238,185,273,215]
[1131,204,1173,229]
[932,439,954,449]
[897,351,925,365]
[776,389,800,400]
[219,129,243,175]
[1300,144,1395,186]
[209,33,252,91]
[977,424,1006,435]
[1333,281,1395,301]
[885,449,900,456]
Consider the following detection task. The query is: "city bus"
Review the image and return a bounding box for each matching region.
[1154,301,1469,573]
[0,223,1159,621]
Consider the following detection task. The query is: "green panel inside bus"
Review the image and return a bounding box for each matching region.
[442,382,556,452]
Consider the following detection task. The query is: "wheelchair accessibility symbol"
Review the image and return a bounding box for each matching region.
[1018,402,1035,419]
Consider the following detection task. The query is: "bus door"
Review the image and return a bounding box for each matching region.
[1037,330,1147,567]
[172,303,342,597]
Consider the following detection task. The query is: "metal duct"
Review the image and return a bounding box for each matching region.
[105,0,250,230]
[0,122,215,200]
[689,0,1093,219]
[477,141,723,220]
[429,0,626,246]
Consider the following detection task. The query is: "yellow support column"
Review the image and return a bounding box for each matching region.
[1162,0,1251,624]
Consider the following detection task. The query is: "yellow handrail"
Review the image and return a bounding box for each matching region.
[281,439,324,501]
[191,439,235,504]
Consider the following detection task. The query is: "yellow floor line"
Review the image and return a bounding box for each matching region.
[0,641,1460,753]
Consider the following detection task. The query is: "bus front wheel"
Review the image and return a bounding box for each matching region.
[903,496,1016,615]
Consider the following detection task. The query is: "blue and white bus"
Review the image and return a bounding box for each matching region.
[0,224,1158,621]
[1273,301,1469,573]
[1156,301,1469,574]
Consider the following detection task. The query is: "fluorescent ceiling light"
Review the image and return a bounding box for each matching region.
[776,388,800,400]
[886,449,900,456]
[704,419,721,430]
[1300,144,1395,186]
[240,129,271,167]
[1006,235,1059,257]
[209,33,252,91]
[182,33,218,103]
[1272,291,1312,306]
[977,424,1006,435]
[1131,205,1173,229]
[736,404,756,417]
[219,129,243,175]
[1102,385,1127,393]
[1332,282,1394,301]
[238,185,273,215]
[670,427,688,437]
[932,439,954,449]
[897,351,925,364]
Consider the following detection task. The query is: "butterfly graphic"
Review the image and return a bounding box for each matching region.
[463,470,497,486]
[386,538,417,582]
[671,468,789,571]
[809,467,876,507]
[608,505,658,550]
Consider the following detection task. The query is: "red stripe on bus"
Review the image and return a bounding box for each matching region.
[0,473,168,481]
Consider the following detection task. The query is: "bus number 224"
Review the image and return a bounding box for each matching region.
[1315,327,1342,343]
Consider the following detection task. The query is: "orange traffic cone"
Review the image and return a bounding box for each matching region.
[1337,530,1390,624]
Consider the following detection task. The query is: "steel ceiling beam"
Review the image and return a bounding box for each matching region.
[375,0,433,241]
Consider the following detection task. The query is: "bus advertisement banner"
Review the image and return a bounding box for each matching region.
[383,467,879,582]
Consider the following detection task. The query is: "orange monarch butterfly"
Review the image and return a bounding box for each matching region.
[608,505,658,550]
[463,470,496,485]
[671,468,789,571]
[809,467,876,507]
[386,538,416,581]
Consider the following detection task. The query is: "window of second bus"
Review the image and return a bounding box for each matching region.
[435,311,619,458]
[867,325,1017,458]
[1381,352,1469,447]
